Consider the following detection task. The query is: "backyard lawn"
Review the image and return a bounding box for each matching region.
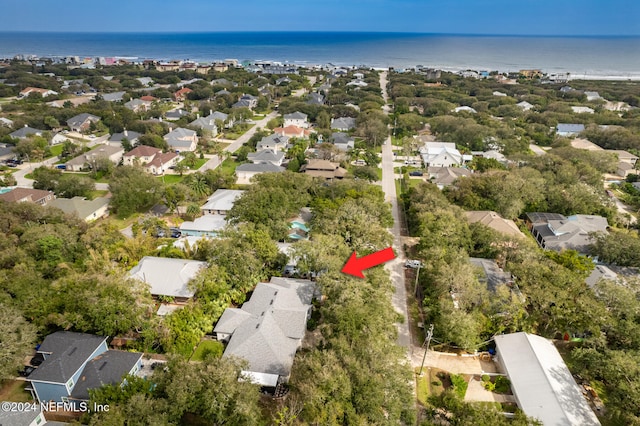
[190,340,224,361]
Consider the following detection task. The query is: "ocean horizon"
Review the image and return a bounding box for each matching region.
[1,31,639,78]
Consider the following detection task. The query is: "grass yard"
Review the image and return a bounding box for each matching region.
[219,158,240,176]
[49,144,64,157]
[415,367,446,406]
[180,158,207,170]
[157,174,185,184]
[190,340,224,361]
[0,380,33,402]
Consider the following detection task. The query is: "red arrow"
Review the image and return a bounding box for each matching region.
[341,247,396,278]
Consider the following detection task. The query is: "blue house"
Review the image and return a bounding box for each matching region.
[27,331,142,404]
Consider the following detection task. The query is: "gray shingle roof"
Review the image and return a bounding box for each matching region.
[248,149,284,164]
[218,278,317,380]
[70,351,142,400]
[284,112,307,120]
[10,126,43,139]
[109,130,142,143]
[49,197,110,220]
[129,256,207,298]
[200,189,245,213]
[29,331,107,384]
[330,117,356,130]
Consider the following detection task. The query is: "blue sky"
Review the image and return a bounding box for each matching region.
[2,0,638,35]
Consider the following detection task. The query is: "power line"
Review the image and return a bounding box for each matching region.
[418,323,434,376]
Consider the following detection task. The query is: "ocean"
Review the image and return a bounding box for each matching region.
[0,32,639,79]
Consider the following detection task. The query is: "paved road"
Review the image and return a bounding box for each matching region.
[529,144,547,156]
[379,71,412,355]
[201,111,278,172]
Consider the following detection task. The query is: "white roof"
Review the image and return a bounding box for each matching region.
[129,256,206,298]
[495,332,600,426]
[180,215,227,233]
[200,189,245,212]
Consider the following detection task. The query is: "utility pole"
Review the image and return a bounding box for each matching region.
[418,324,434,376]
[413,262,422,297]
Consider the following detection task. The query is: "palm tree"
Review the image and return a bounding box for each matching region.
[188,174,209,197]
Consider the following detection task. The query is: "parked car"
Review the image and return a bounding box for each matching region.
[405,259,422,269]
[169,228,181,238]
[55,164,67,170]
[19,366,35,377]
[409,171,423,176]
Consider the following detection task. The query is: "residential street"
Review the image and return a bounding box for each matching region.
[200,111,277,172]
[379,71,412,356]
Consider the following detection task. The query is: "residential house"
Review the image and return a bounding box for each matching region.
[283,112,309,128]
[585,91,603,101]
[214,277,318,389]
[0,187,55,206]
[556,123,585,137]
[27,331,142,405]
[273,125,312,139]
[465,211,525,239]
[611,148,639,177]
[571,106,595,114]
[427,166,471,189]
[10,125,43,139]
[470,149,507,164]
[0,117,14,127]
[346,79,368,87]
[179,215,228,237]
[235,163,285,185]
[586,264,619,288]
[200,189,245,215]
[102,91,126,102]
[136,77,154,86]
[163,127,198,152]
[50,197,110,222]
[516,101,534,111]
[492,91,507,97]
[494,332,601,425]
[0,144,15,162]
[571,138,603,151]
[0,406,47,426]
[173,87,193,101]
[276,77,291,85]
[123,145,162,166]
[189,115,218,136]
[306,93,324,105]
[165,108,190,121]
[330,117,356,131]
[146,152,179,175]
[453,106,477,113]
[301,159,347,180]
[129,256,207,302]
[232,94,258,109]
[469,258,515,293]
[209,111,233,128]
[256,133,289,151]
[19,87,58,98]
[247,149,285,166]
[124,98,152,113]
[65,144,124,172]
[331,132,355,151]
[109,129,142,146]
[526,212,608,254]
[66,113,101,133]
[50,132,71,146]
[420,142,464,167]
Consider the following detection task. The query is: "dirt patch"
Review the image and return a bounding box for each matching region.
[0,380,32,402]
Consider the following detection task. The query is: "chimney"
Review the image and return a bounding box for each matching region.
[124,128,128,137]
[196,113,200,119]
[24,124,28,127]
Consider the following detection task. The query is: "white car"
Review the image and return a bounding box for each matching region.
[405,260,422,269]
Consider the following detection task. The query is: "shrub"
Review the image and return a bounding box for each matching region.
[494,376,511,394]
[450,374,468,399]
